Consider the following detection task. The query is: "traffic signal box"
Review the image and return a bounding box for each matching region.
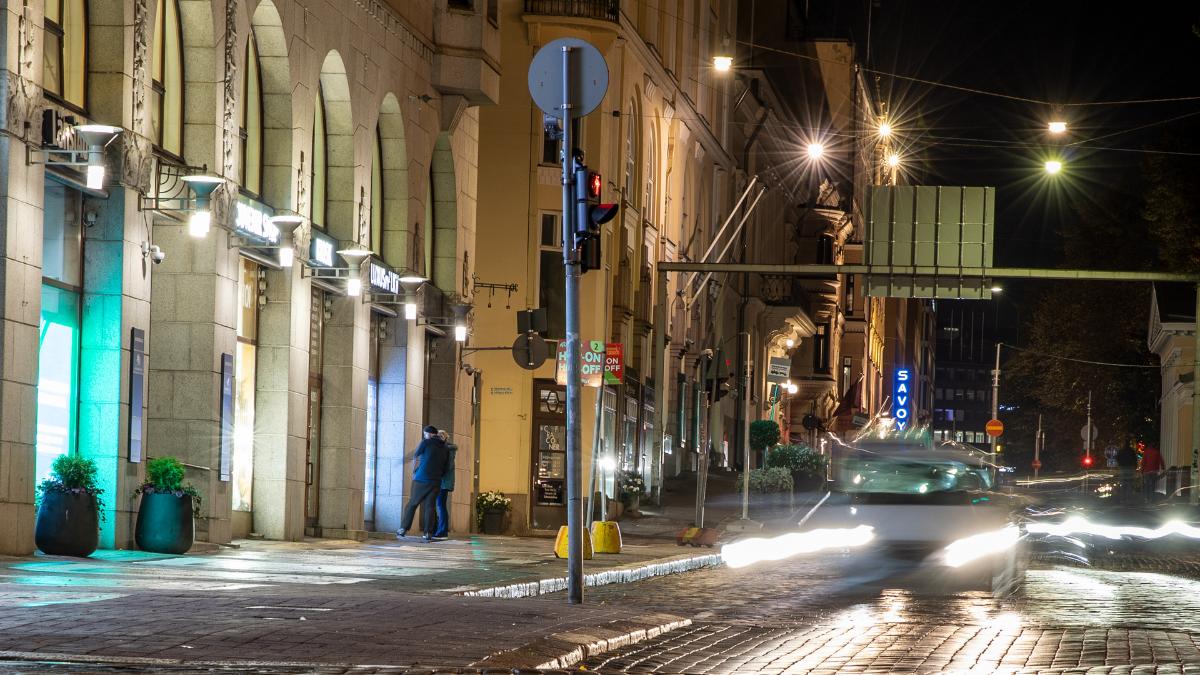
[573,160,618,273]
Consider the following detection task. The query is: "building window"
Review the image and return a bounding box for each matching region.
[541,120,559,165]
[232,258,260,512]
[310,85,327,229]
[151,0,183,155]
[239,31,263,197]
[817,235,834,264]
[371,128,383,257]
[538,212,565,340]
[813,323,830,373]
[36,183,84,487]
[841,356,852,396]
[624,101,638,205]
[846,274,856,316]
[43,0,87,110]
[643,125,657,224]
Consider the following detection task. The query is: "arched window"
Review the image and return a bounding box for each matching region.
[239,31,263,197]
[152,0,183,155]
[43,0,87,110]
[370,127,383,257]
[624,99,639,207]
[644,123,657,225]
[310,86,327,229]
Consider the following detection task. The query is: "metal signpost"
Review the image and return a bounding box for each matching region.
[529,38,608,605]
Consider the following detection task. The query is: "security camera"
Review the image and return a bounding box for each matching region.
[142,241,166,265]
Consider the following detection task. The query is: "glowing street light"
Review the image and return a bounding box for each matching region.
[991,285,1003,293]
[1048,121,1067,134]
[806,143,824,160]
[878,121,893,137]
[886,153,901,168]
[180,174,224,238]
[712,55,733,72]
[1044,159,1063,175]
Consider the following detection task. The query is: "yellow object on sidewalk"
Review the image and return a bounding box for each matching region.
[590,520,623,554]
[553,525,593,559]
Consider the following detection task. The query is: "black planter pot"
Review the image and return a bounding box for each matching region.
[135,492,194,554]
[481,508,506,534]
[35,491,99,557]
[792,472,824,492]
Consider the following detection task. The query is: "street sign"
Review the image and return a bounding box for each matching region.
[528,38,609,120]
[1031,459,1042,470]
[985,419,1004,437]
[1080,423,1098,442]
[511,333,549,370]
[766,356,791,383]
[555,340,605,387]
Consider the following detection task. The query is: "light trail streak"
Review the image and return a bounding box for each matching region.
[721,526,875,569]
[941,525,1021,568]
[1026,516,1200,540]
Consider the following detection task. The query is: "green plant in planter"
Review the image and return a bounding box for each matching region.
[617,469,646,500]
[134,457,201,554]
[767,444,827,478]
[735,467,793,493]
[35,455,104,556]
[37,455,105,514]
[475,490,512,530]
[134,457,202,516]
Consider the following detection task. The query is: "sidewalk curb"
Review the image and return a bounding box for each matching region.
[458,551,723,598]
[470,613,692,670]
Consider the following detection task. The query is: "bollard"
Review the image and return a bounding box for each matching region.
[554,525,593,559]
[590,520,623,553]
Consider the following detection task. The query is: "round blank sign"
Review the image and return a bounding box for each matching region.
[528,38,609,119]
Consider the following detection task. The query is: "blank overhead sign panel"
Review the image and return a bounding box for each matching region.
[866,186,996,300]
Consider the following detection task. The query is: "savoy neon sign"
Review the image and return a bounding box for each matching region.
[893,368,911,431]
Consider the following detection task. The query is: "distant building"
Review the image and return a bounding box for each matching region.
[1148,283,1195,473]
[932,302,996,449]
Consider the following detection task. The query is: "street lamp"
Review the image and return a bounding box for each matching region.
[452,303,471,342]
[399,272,425,320]
[806,143,825,160]
[1048,121,1067,134]
[878,121,893,138]
[712,55,733,72]
[887,153,901,168]
[1044,159,1063,175]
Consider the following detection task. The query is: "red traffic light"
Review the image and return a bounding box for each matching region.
[588,171,602,198]
[1082,455,1093,467]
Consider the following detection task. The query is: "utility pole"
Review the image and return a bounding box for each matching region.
[1192,282,1200,505]
[990,342,1001,461]
[1085,391,1093,462]
[1034,414,1042,480]
[557,45,584,606]
[741,331,751,521]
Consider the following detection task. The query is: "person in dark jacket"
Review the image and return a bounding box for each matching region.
[433,430,457,539]
[1116,443,1138,504]
[397,425,449,542]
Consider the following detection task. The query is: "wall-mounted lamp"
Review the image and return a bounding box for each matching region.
[399,273,426,320]
[452,303,471,343]
[785,338,795,349]
[268,214,305,268]
[336,244,372,298]
[28,122,121,189]
[181,174,224,238]
[75,125,122,188]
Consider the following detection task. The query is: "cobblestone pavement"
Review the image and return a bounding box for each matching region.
[574,550,1200,673]
[0,535,701,670]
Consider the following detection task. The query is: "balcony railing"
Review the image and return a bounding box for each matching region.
[524,0,619,22]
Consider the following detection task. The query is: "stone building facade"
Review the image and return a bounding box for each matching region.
[0,0,498,554]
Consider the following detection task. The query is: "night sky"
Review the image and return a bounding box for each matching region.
[866,1,1200,268]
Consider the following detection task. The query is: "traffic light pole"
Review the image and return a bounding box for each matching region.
[559,44,584,605]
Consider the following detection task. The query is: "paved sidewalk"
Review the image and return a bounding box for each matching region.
[0,533,711,669]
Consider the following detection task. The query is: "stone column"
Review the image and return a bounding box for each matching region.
[0,70,41,555]
[317,293,369,540]
[372,321,414,533]
[147,222,239,544]
[250,263,308,541]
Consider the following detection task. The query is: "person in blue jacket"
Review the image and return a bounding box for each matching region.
[433,430,457,539]
[397,425,449,542]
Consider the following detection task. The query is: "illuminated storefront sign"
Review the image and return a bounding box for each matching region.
[368,261,400,294]
[893,368,911,431]
[233,197,280,245]
[310,230,336,267]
